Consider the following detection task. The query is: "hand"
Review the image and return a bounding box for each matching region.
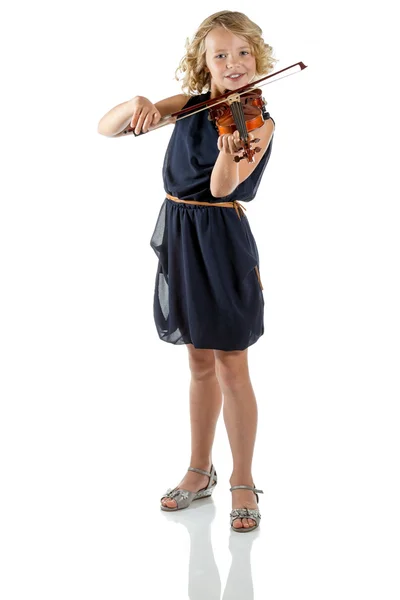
[217,130,255,156]
[129,96,162,135]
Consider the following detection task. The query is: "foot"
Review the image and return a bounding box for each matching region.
[230,483,259,529]
[161,463,213,509]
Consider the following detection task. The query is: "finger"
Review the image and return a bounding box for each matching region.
[142,110,156,132]
[131,108,143,131]
[223,135,231,153]
[152,110,161,124]
[135,110,146,135]
[227,136,237,154]
[228,135,242,154]
[130,108,141,129]
[149,110,162,129]
[233,130,244,151]
[233,130,241,144]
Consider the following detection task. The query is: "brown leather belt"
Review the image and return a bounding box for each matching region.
[165,193,247,220]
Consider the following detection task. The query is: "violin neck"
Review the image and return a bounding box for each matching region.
[230,101,249,141]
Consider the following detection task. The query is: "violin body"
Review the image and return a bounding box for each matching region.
[208,89,266,163]
[208,89,265,136]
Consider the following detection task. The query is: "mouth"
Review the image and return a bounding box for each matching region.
[225,73,246,82]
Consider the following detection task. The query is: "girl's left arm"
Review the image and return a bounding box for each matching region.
[210,118,275,198]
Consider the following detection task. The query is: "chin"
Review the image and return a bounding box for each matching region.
[224,76,249,89]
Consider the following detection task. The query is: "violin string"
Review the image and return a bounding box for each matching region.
[231,101,248,142]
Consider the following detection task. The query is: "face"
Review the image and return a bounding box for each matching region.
[204,27,256,98]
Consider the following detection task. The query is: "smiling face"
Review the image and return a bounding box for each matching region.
[204,26,257,98]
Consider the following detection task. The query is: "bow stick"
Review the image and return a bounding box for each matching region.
[125,60,308,136]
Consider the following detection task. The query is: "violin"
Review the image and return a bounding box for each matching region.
[208,89,266,163]
[124,61,307,164]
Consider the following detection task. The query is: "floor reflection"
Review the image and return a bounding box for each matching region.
[161,497,261,599]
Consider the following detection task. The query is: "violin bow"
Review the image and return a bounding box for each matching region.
[126,60,308,136]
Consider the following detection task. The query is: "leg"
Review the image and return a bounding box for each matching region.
[214,348,259,529]
[161,344,223,508]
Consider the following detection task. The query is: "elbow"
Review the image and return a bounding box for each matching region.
[210,185,236,198]
[97,119,114,137]
[210,171,239,198]
[97,123,107,136]
[210,188,223,198]
[97,125,111,137]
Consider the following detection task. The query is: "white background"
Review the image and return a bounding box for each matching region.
[1,1,399,598]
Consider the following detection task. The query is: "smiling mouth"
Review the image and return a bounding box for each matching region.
[225,73,245,80]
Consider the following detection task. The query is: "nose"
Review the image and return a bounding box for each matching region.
[226,56,243,70]
[227,64,241,73]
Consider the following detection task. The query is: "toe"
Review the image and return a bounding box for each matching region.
[242,518,249,528]
[161,497,177,508]
[233,518,243,528]
[248,519,255,527]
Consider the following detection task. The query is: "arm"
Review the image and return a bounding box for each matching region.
[210,118,275,197]
[97,94,190,137]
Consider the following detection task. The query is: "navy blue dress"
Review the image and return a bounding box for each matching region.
[150,91,275,351]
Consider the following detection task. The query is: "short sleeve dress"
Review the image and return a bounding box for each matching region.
[150,91,275,351]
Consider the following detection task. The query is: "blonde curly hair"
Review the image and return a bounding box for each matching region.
[175,11,278,95]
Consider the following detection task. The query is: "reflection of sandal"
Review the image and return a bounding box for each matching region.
[229,484,264,533]
[160,465,218,512]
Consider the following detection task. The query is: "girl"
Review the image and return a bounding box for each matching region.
[98,10,276,532]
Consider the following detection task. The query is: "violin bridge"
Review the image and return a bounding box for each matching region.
[226,93,241,105]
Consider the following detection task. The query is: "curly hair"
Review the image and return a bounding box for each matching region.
[175,11,278,95]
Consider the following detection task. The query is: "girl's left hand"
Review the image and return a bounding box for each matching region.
[217,130,254,156]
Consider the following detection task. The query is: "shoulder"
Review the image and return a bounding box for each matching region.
[182,92,211,109]
[154,93,192,117]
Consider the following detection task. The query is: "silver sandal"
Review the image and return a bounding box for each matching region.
[229,484,264,532]
[160,464,218,511]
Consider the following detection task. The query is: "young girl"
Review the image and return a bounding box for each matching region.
[98,10,276,532]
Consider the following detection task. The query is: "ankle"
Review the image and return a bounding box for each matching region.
[230,475,254,487]
[190,458,212,471]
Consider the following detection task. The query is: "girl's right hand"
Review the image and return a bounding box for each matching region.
[129,96,161,135]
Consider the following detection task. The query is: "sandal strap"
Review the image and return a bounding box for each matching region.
[230,485,264,494]
[188,465,218,486]
[230,507,262,528]
[230,508,262,520]
[188,467,211,476]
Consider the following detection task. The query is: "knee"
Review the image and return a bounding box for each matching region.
[214,351,249,392]
[215,367,247,392]
[187,346,216,381]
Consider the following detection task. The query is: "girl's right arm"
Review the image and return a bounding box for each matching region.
[97,94,190,138]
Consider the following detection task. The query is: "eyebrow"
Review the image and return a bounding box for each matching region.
[213,46,250,52]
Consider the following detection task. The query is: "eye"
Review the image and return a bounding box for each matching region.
[240,51,250,55]
[215,54,226,59]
